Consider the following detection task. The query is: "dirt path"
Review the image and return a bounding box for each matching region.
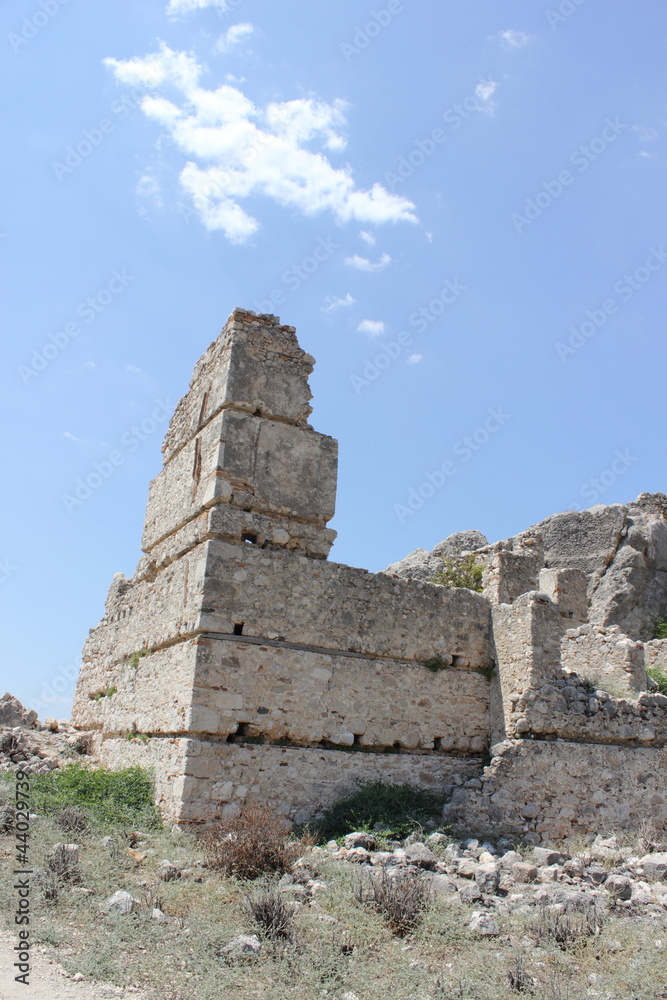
[0,930,148,1000]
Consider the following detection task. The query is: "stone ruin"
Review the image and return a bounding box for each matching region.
[72,309,667,843]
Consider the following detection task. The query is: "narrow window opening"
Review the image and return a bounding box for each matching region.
[233,622,244,635]
[353,734,362,745]
[433,737,443,751]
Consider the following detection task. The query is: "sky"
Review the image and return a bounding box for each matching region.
[1,0,666,718]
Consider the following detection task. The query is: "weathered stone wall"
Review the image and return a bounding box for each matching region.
[645,638,667,671]
[443,739,667,842]
[192,636,490,751]
[561,623,647,694]
[98,736,483,826]
[199,541,494,664]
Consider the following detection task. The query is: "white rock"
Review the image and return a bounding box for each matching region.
[103,890,138,914]
[222,934,262,956]
[468,911,499,935]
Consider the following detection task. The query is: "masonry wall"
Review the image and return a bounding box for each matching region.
[561,623,647,694]
[98,736,483,826]
[443,739,667,842]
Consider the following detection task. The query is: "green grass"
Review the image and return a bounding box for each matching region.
[422,655,452,673]
[26,763,161,829]
[430,553,484,592]
[647,665,667,695]
[315,781,445,841]
[128,648,151,668]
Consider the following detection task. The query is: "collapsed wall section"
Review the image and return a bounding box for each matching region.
[443,739,667,842]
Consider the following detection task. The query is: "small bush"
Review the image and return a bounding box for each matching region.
[653,618,667,640]
[56,805,89,834]
[431,553,484,592]
[30,764,160,829]
[530,901,604,950]
[507,951,531,993]
[128,649,150,668]
[247,886,296,941]
[316,781,444,841]
[202,804,313,879]
[648,666,667,695]
[356,869,430,936]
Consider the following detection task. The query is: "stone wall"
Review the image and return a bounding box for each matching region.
[645,638,667,671]
[561,623,647,694]
[98,736,483,826]
[443,739,667,842]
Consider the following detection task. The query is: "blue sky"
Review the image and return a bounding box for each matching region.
[1,0,666,717]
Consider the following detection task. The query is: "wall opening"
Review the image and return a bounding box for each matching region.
[233,622,244,635]
[242,532,258,545]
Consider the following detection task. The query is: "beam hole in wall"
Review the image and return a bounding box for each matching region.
[227,722,249,743]
[242,532,258,545]
[233,622,244,635]
[433,737,443,751]
[353,734,362,745]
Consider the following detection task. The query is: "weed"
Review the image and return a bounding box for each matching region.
[507,951,531,993]
[201,804,314,879]
[247,886,296,941]
[648,666,667,695]
[56,805,89,834]
[653,618,667,640]
[316,781,444,841]
[530,901,604,950]
[355,868,430,936]
[29,764,160,829]
[431,553,484,592]
[92,687,117,701]
[422,655,452,673]
[476,664,496,681]
[128,649,150,668]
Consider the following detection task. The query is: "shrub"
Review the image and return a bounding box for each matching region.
[316,781,444,841]
[431,553,484,592]
[653,618,667,640]
[247,886,296,941]
[30,764,160,829]
[56,805,89,834]
[507,951,531,993]
[530,901,604,950]
[202,804,313,879]
[422,655,451,673]
[128,649,150,668]
[356,868,430,936]
[648,666,667,695]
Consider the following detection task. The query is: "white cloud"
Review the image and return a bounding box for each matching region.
[167,0,226,16]
[474,79,498,116]
[359,230,375,245]
[105,43,417,243]
[407,354,423,365]
[216,23,254,53]
[126,365,143,374]
[322,293,356,312]
[344,252,392,272]
[84,360,96,368]
[497,29,531,49]
[357,319,385,337]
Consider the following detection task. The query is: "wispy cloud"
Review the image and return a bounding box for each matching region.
[216,23,253,53]
[359,230,376,245]
[357,319,385,336]
[322,293,356,312]
[474,80,499,115]
[126,364,143,374]
[496,29,531,49]
[167,0,225,16]
[104,43,417,243]
[407,353,423,365]
[344,252,392,272]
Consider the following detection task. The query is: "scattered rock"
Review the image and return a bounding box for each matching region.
[640,852,667,881]
[605,875,632,901]
[533,847,565,866]
[512,862,538,883]
[460,883,483,904]
[103,890,139,914]
[222,934,262,957]
[474,862,500,894]
[430,873,458,896]
[404,842,437,869]
[0,693,37,728]
[344,831,376,851]
[157,860,182,882]
[468,911,499,936]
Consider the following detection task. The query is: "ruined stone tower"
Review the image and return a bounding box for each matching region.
[73,309,667,839]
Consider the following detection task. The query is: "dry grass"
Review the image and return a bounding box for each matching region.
[246,886,297,942]
[200,803,315,879]
[355,868,431,936]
